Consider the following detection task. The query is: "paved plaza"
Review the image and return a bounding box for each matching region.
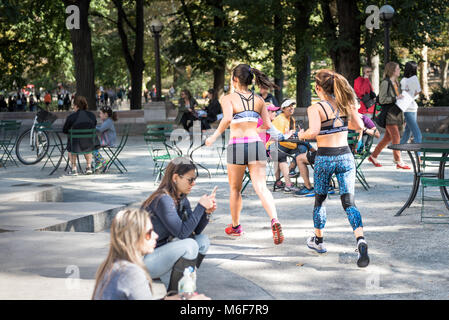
[1,135,449,300]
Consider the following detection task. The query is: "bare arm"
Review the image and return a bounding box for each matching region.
[297,105,321,140]
[348,105,363,131]
[205,95,232,146]
[258,96,271,130]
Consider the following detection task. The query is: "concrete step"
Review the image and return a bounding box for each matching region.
[0,181,63,203]
[0,201,137,232]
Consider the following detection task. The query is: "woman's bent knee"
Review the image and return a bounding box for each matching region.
[194,234,210,254]
[180,238,200,259]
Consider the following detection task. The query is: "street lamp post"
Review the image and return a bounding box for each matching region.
[379,5,395,64]
[150,19,164,102]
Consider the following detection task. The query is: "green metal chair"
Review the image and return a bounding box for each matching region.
[419,148,449,224]
[0,120,21,167]
[419,133,449,224]
[67,128,98,174]
[100,124,130,174]
[347,131,373,191]
[144,124,179,183]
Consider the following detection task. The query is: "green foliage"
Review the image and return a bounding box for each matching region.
[0,0,72,90]
[430,86,449,106]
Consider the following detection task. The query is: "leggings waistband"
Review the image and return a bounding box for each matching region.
[317,146,351,156]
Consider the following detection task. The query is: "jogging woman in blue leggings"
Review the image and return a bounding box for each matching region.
[297,69,370,268]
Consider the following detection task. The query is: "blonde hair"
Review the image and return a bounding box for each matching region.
[315,69,357,117]
[92,209,153,299]
[383,61,399,79]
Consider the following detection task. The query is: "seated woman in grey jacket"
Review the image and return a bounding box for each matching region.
[92,208,210,300]
[93,106,117,172]
[141,158,216,293]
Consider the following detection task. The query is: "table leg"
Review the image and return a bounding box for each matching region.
[395,151,420,216]
[189,144,211,179]
[438,153,449,210]
[50,132,65,175]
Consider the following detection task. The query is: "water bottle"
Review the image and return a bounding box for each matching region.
[178,266,197,294]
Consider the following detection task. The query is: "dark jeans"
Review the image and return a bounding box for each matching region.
[181,112,197,131]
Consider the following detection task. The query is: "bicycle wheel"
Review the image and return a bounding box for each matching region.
[15,128,50,165]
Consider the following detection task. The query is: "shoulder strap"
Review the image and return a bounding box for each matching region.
[235,91,254,112]
[317,102,329,121]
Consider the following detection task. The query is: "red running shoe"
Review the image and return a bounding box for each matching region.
[271,219,284,245]
[225,224,243,236]
[368,156,382,167]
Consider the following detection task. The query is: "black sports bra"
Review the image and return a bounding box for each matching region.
[231,91,260,124]
[318,100,348,135]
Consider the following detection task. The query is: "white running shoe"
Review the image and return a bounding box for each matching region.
[306,236,327,253]
[356,239,370,268]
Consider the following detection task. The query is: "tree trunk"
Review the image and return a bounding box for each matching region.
[335,0,361,86]
[440,54,449,88]
[294,1,313,109]
[371,54,380,94]
[114,0,144,109]
[296,53,312,109]
[273,0,284,104]
[213,64,226,97]
[64,0,96,110]
[419,45,430,100]
[211,0,226,97]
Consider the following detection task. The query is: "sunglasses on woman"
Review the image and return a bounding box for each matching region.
[180,175,196,185]
[145,228,154,241]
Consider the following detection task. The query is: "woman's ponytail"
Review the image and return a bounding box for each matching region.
[232,64,279,90]
[333,73,357,117]
[251,68,279,91]
[315,69,356,118]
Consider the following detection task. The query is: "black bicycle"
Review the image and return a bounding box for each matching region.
[15,105,58,165]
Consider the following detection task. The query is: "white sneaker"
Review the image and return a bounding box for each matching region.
[356,239,370,268]
[307,236,327,253]
[67,168,78,176]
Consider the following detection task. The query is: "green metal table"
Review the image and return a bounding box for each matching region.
[388,143,449,216]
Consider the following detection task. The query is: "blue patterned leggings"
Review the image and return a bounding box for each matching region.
[313,147,363,231]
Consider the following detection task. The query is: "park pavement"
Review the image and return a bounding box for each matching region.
[0,134,449,300]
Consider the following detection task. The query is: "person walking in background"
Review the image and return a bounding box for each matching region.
[399,61,422,146]
[7,95,15,112]
[354,66,376,115]
[44,91,51,108]
[297,69,369,268]
[141,158,215,293]
[92,208,209,300]
[64,93,71,111]
[0,95,7,112]
[205,64,285,245]
[368,62,410,170]
[175,89,199,132]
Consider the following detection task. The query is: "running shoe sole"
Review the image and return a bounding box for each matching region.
[225,224,243,237]
[357,241,370,268]
[307,243,327,254]
[272,222,284,245]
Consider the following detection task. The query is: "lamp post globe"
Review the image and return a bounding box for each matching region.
[150,19,163,101]
[150,19,163,34]
[379,5,395,22]
[379,5,395,63]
